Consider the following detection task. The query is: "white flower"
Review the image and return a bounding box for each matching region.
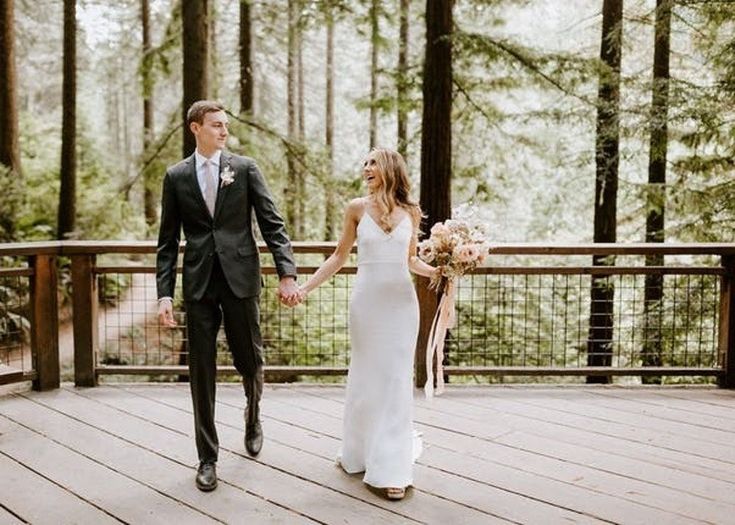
[220,165,236,187]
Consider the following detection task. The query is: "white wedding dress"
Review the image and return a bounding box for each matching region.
[338,211,422,488]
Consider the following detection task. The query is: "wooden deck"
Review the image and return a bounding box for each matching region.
[1,385,735,524]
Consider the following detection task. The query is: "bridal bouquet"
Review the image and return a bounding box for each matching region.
[418,218,490,288]
[418,210,490,398]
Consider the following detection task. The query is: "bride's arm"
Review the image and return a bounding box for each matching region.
[300,199,362,296]
[407,219,440,278]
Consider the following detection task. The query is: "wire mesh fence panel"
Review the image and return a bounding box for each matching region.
[97,271,187,368]
[446,271,720,382]
[0,271,32,378]
[95,267,355,372]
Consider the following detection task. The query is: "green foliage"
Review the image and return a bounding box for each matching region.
[0,164,22,242]
[664,3,735,242]
[138,0,182,98]
[14,111,149,241]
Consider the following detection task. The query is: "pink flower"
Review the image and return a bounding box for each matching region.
[430,223,451,239]
[418,241,436,263]
[452,244,476,264]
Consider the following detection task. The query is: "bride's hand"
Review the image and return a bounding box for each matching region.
[297,286,308,302]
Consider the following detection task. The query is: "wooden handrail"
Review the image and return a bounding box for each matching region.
[2,240,735,257]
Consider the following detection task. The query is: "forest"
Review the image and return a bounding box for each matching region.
[1,0,732,246]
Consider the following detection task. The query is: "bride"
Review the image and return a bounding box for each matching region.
[299,148,437,500]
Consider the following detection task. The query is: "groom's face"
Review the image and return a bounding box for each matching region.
[191,110,229,154]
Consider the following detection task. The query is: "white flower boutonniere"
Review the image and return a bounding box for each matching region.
[220,165,236,188]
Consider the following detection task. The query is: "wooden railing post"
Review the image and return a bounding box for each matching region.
[71,254,98,387]
[30,255,59,391]
[718,255,735,388]
[415,276,438,389]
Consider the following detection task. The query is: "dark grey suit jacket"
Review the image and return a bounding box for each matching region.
[156,151,296,302]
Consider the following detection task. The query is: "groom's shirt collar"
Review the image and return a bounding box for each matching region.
[194,149,222,170]
[194,149,222,194]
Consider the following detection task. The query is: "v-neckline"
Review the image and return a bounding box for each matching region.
[362,211,409,236]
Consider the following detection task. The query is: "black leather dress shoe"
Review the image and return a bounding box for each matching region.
[245,422,263,456]
[195,462,217,492]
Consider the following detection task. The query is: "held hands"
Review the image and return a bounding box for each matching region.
[278,277,302,307]
[157,298,177,327]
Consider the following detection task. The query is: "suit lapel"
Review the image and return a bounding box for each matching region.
[213,151,232,223]
[185,154,212,219]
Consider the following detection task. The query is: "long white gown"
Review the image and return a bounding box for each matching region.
[338,211,422,488]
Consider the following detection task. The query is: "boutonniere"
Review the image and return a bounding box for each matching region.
[220,165,236,187]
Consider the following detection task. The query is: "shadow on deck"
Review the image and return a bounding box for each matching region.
[1,384,735,524]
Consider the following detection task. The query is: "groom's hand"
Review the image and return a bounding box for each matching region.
[278,277,300,307]
[158,298,177,327]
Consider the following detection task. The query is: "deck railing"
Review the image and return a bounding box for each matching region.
[1,241,734,390]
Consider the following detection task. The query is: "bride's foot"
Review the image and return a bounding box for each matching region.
[385,487,406,500]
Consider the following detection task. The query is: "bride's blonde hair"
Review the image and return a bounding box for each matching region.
[366,148,422,232]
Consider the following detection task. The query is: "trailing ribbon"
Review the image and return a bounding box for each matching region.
[424,278,456,399]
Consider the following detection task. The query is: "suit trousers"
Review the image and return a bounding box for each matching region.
[185,256,264,463]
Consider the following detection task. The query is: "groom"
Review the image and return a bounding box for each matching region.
[156,100,299,492]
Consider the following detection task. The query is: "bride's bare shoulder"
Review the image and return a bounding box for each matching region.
[345,197,367,221]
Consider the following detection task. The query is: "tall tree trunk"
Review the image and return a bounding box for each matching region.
[209,1,219,100]
[179,0,208,376]
[182,0,209,158]
[642,0,672,384]
[397,0,410,159]
[58,0,77,239]
[297,16,306,239]
[285,0,297,234]
[142,0,156,228]
[587,0,623,383]
[239,0,253,114]
[369,0,379,148]
[417,0,452,388]
[110,84,121,158]
[122,72,132,183]
[324,3,335,240]
[0,0,21,240]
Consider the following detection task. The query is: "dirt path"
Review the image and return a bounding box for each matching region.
[59,273,158,368]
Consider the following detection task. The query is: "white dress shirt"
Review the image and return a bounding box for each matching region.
[194,149,222,198]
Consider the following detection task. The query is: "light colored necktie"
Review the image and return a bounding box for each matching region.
[204,160,217,216]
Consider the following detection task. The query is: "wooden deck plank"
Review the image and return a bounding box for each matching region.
[0,413,217,524]
[433,389,735,464]
[505,388,735,436]
[137,385,604,524]
[493,430,735,523]
[575,390,735,431]
[3,384,735,524]
[416,392,735,495]
[242,390,685,525]
[592,389,735,420]
[108,385,511,525]
[0,506,25,525]
[0,393,311,525]
[212,388,595,525]
[274,387,712,525]
[0,452,120,525]
[404,390,735,522]
[305,385,735,483]
[40,387,424,525]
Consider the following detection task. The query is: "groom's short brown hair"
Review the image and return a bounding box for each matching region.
[187,100,225,125]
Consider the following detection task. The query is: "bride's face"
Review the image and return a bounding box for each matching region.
[362,154,383,192]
